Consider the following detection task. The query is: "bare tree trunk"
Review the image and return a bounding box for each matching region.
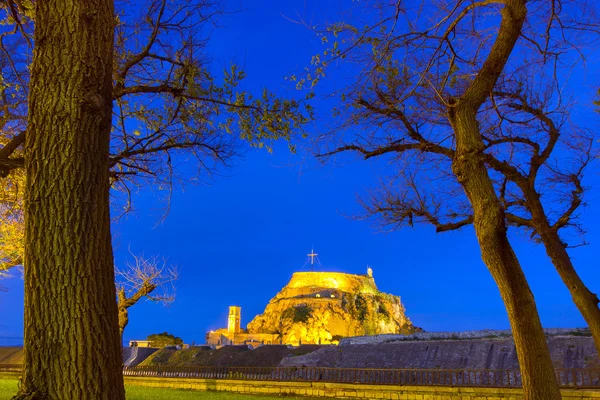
[15,0,125,399]
[450,105,561,399]
[119,307,128,365]
[525,192,600,354]
[445,1,560,397]
[119,306,129,346]
[116,282,156,347]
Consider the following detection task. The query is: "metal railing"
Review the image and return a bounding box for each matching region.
[0,364,21,373]
[2,363,599,388]
[121,365,600,389]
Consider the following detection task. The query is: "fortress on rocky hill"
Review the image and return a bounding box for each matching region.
[206,267,420,346]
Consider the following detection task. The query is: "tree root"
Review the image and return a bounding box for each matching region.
[12,390,46,400]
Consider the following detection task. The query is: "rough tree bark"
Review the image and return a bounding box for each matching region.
[448,1,561,398]
[14,0,125,399]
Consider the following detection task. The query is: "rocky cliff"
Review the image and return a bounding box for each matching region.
[246,271,419,345]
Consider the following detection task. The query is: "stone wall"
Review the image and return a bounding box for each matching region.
[123,376,600,399]
[280,336,598,369]
[340,328,592,345]
[283,272,378,296]
[122,347,159,367]
[2,369,598,398]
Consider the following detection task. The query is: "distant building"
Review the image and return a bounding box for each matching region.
[128,340,153,348]
[228,306,241,334]
[205,306,279,348]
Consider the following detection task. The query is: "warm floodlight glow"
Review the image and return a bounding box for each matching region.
[208,270,413,347]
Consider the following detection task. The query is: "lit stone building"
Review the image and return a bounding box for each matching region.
[205,306,279,347]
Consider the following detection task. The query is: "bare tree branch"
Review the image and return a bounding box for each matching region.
[115,251,179,339]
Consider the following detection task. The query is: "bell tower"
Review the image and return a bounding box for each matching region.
[228,306,241,334]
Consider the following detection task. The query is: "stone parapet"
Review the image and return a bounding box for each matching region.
[283,272,378,296]
[123,376,600,399]
[340,328,592,346]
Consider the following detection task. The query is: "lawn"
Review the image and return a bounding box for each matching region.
[0,379,17,400]
[0,379,326,400]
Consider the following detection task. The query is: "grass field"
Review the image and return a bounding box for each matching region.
[0,379,327,400]
[0,380,16,399]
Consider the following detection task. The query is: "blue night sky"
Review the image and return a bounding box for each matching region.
[1,0,600,346]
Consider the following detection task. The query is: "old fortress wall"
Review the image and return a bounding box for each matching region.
[281,272,379,295]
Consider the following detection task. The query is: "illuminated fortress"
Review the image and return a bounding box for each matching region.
[283,271,378,295]
[206,267,418,347]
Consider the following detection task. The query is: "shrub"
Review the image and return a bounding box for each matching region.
[282,304,313,323]
[355,295,368,322]
[147,332,183,348]
[293,305,312,323]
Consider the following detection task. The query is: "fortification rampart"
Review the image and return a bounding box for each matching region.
[340,327,593,345]
[123,347,159,367]
[280,336,598,370]
[282,272,378,295]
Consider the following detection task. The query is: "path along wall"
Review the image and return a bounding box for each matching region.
[124,376,600,399]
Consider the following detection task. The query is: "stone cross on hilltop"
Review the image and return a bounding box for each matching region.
[307,249,318,265]
[305,248,322,271]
